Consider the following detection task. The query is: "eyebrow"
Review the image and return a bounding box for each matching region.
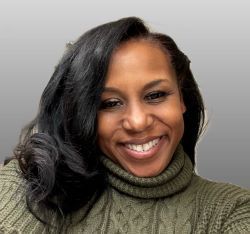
[143,79,169,90]
[102,79,170,93]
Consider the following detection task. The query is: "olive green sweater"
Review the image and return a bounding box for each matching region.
[0,145,250,233]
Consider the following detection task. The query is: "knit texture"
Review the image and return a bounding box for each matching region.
[0,145,250,233]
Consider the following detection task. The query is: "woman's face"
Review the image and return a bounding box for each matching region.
[97,40,186,177]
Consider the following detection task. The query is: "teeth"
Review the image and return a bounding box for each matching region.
[142,143,149,151]
[137,145,143,152]
[126,138,160,152]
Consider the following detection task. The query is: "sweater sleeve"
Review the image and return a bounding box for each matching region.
[0,160,46,233]
[192,175,250,233]
[222,192,250,233]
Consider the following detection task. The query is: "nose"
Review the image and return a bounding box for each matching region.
[122,102,154,133]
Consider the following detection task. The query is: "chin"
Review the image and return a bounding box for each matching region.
[125,164,166,178]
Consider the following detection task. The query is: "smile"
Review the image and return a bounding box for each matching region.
[125,138,160,152]
[120,136,165,160]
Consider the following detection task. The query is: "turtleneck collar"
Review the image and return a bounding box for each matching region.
[101,144,194,199]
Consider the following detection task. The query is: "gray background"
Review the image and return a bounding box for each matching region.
[0,0,249,188]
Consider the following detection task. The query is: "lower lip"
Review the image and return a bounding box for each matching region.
[120,137,166,160]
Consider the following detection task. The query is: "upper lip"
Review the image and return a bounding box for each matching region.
[121,136,162,145]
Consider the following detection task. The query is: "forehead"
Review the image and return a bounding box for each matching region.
[105,39,176,86]
[110,39,171,68]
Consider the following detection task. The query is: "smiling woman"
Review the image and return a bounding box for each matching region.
[0,17,249,233]
[98,40,186,177]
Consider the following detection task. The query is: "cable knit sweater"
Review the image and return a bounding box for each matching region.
[0,145,250,233]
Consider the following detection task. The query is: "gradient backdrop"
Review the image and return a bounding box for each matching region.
[0,0,249,188]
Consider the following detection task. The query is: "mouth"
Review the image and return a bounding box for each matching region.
[120,136,165,160]
[124,137,161,152]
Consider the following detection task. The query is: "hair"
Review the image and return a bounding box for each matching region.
[13,16,205,224]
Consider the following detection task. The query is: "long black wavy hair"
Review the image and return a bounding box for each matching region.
[13,16,205,223]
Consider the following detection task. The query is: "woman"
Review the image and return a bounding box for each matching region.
[0,17,249,233]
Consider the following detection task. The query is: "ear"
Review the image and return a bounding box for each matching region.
[179,93,186,114]
[181,100,186,114]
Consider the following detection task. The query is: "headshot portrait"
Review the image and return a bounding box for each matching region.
[0,1,249,233]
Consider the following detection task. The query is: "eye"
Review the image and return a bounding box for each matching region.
[144,91,168,102]
[100,98,123,109]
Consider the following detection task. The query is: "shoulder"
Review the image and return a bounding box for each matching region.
[0,160,45,233]
[190,174,250,232]
[0,159,26,190]
[0,159,23,181]
[0,160,28,230]
[0,159,26,201]
[191,174,250,204]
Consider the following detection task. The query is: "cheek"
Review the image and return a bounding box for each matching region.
[157,105,185,134]
[97,115,105,148]
[97,114,119,162]
[97,116,108,143]
[171,110,185,131]
[97,122,110,157]
[158,105,184,122]
[97,113,118,147]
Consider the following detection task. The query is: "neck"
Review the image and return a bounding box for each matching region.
[101,144,194,199]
